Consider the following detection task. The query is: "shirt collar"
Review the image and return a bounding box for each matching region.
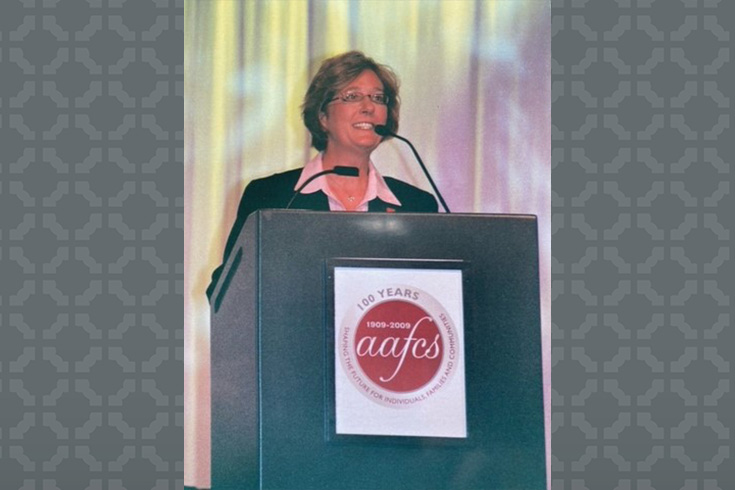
[294,153,401,207]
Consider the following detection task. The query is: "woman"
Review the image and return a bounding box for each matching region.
[208,51,438,299]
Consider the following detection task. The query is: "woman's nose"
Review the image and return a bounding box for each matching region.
[359,98,375,113]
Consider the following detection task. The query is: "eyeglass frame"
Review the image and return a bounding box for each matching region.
[323,90,390,109]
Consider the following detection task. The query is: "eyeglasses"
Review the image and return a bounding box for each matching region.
[327,91,389,106]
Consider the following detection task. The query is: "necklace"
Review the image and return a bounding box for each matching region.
[347,196,356,202]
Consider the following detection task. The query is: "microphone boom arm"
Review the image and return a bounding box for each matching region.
[286,166,359,209]
[386,132,451,213]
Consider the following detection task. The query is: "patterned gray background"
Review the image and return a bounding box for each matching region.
[552,0,732,489]
[1,1,732,490]
[1,0,183,489]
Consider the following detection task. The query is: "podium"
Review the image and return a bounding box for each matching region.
[211,210,545,490]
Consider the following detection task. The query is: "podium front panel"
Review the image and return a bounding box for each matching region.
[212,211,545,490]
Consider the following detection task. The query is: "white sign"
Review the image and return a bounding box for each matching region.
[334,267,467,438]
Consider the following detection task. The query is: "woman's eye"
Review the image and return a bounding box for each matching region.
[343,92,361,102]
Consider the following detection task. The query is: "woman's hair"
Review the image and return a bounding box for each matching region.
[302,51,400,151]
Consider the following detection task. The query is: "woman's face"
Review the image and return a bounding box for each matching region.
[319,69,388,156]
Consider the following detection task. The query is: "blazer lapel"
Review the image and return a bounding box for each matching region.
[368,198,400,213]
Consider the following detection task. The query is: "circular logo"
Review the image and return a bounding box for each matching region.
[338,285,460,408]
[355,300,442,392]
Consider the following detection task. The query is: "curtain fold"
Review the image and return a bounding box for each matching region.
[185,1,550,487]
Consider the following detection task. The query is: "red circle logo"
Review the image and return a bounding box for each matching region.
[354,300,443,393]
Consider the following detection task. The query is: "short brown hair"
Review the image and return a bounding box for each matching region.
[302,51,400,151]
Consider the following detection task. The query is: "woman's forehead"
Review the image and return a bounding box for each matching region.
[339,69,384,92]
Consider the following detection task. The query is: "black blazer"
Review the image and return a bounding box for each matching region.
[207,168,438,300]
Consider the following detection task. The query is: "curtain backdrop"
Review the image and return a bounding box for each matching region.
[185,1,550,487]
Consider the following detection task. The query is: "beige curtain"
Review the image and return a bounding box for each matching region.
[185,1,550,487]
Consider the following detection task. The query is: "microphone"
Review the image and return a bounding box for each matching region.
[375,125,450,213]
[286,166,360,209]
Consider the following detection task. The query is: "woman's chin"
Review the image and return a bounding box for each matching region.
[354,137,382,152]
[326,136,382,156]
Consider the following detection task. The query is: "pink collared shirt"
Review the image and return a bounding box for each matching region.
[293,153,402,211]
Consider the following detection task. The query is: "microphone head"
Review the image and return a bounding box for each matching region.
[374,125,391,136]
[333,166,360,177]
